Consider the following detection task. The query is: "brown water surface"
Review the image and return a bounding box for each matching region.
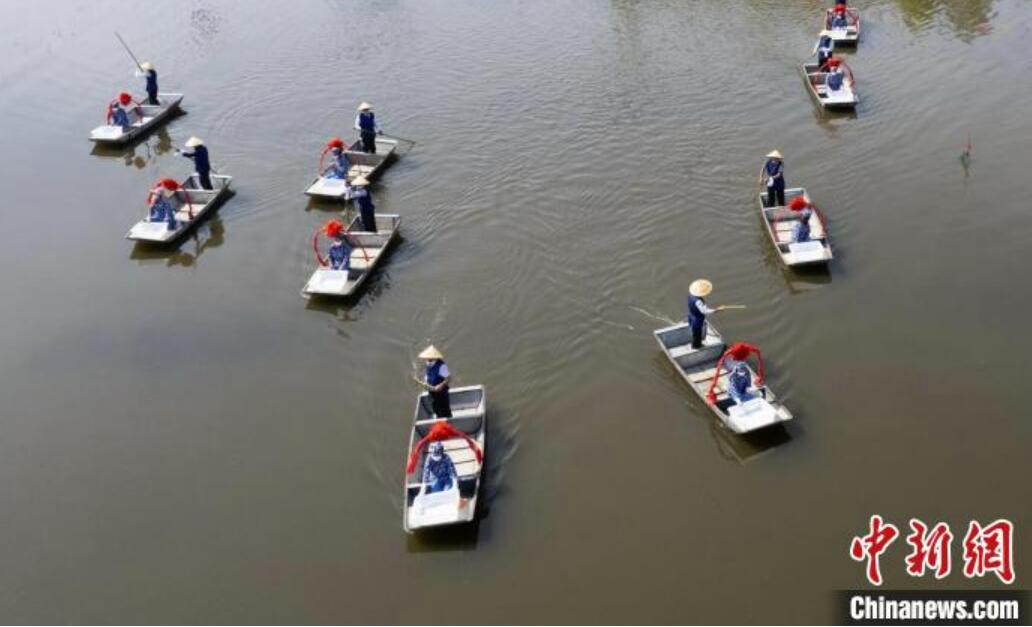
[0,0,1029,622]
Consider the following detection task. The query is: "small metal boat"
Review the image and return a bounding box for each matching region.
[824,8,860,45]
[403,385,487,533]
[89,93,184,145]
[653,322,792,434]
[301,214,401,298]
[126,173,233,244]
[303,137,400,200]
[802,62,858,110]
[758,187,833,266]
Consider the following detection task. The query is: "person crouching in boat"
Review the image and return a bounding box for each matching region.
[422,442,458,494]
[109,92,141,131]
[814,30,834,67]
[322,138,351,179]
[687,279,732,350]
[824,58,846,92]
[725,344,760,405]
[148,178,180,230]
[830,5,849,29]
[354,102,382,154]
[351,176,377,232]
[177,136,213,190]
[420,345,452,418]
[325,220,352,271]
[140,61,159,105]
[787,197,813,243]
[760,150,786,208]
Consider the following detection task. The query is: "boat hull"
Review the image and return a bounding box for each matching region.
[403,385,487,533]
[90,93,184,145]
[653,321,793,434]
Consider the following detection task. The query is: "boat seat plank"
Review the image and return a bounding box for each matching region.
[687,367,729,384]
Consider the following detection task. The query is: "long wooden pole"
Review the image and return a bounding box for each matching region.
[115,32,144,72]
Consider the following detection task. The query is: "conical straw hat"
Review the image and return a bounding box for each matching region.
[689,279,713,297]
[184,136,204,147]
[351,176,370,186]
[358,102,373,111]
[766,150,783,159]
[419,345,443,360]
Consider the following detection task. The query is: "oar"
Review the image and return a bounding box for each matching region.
[115,32,145,73]
[383,133,417,145]
[718,305,747,311]
[412,375,431,389]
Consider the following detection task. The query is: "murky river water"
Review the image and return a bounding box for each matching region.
[1,0,1030,622]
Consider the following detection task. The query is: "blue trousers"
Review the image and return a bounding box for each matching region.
[425,475,454,494]
[767,180,785,207]
[689,316,705,349]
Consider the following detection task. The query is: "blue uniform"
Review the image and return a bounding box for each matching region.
[827,70,844,91]
[181,145,212,190]
[687,295,711,349]
[324,150,350,179]
[149,195,177,229]
[355,111,379,153]
[794,216,812,243]
[727,362,755,405]
[423,449,457,494]
[352,187,377,232]
[817,36,834,65]
[328,239,352,271]
[144,69,159,105]
[111,107,131,130]
[764,158,785,207]
[831,14,848,28]
[425,359,452,418]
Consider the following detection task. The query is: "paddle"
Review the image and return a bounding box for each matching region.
[382,133,417,146]
[718,305,747,311]
[412,375,431,389]
[115,32,145,73]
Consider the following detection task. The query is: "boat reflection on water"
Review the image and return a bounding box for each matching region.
[129,217,226,267]
[405,519,481,553]
[89,126,179,168]
[780,262,833,295]
[710,420,794,464]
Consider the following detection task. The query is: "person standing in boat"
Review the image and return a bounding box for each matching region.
[422,442,458,494]
[325,220,352,271]
[351,176,377,232]
[140,61,159,105]
[177,136,213,190]
[420,345,452,418]
[148,178,180,230]
[814,30,834,67]
[354,102,382,154]
[760,150,786,208]
[687,279,732,350]
[787,197,813,243]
